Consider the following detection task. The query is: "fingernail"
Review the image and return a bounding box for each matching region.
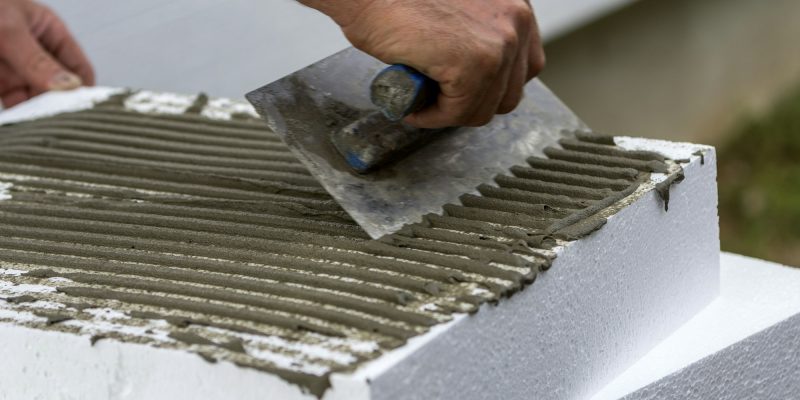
[48,72,83,91]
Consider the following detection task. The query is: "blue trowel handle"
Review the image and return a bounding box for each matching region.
[330,65,439,174]
[370,64,439,121]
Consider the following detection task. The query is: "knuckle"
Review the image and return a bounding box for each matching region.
[505,2,534,28]
[509,0,532,14]
[513,2,535,24]
[475,45,503,74]
[438,64,471,95]
[47,16,68,36]
[498,27,519,52]
[529,50,546,76]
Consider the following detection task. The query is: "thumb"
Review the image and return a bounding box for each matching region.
[3,28,82,93]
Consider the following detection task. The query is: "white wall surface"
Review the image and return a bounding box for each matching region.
[38,0,638,99]
[41,0,349,99]
[536,0,638,40]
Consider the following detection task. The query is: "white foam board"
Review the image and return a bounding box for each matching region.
[0,87,258,126]
[592,252,800,400]
[0,145,720,400]
[0,87,123,125]
[0,91,720,399]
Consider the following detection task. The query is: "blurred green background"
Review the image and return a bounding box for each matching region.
[538,0,800,268]
[718,85,800,267]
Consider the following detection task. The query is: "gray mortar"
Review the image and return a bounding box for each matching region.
[0,99,683,397]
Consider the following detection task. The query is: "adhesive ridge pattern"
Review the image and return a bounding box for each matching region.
[0,99,675,397]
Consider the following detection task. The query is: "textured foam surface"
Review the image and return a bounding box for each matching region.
[0,90,716,398]
[592,253,800,400]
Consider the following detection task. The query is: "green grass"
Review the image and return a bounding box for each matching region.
[718,85,800,267]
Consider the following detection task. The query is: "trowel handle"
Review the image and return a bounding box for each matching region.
[370,64,439,121]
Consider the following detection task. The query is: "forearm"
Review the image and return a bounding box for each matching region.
[296,0,373,26]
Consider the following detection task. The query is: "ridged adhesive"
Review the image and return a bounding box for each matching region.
[0,96,680,397]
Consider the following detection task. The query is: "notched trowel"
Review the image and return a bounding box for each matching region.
[246,47,586,239]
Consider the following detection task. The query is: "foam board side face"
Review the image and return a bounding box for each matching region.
[623,312,800,400]
[592,253,800,400]
[0,325,323,400]
[367,149,720,400]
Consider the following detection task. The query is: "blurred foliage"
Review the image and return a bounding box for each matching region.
[718,85,800,267]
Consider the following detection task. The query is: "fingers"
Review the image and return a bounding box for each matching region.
[497,7,533,114]
[0,15,82,95]
[405,0,540,128]
[36,7,95,86]
[0,1,91,108]
[496,46,528,115]
[0,61,29,108]
[406,46,514,128]
[404,36,508,128]
[340,0,543,128]
[406,28,520,128]
[403,82,487,129]
[465,43,517,125]
[1,87,30,108]
[0,61,25,90]
[526,10,545,81]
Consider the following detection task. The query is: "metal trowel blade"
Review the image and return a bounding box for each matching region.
[246,47,586,239]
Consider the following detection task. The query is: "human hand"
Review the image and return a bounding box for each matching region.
[301,0,545,128]
[0,0,94,108]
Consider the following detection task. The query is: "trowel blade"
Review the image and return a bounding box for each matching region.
[246,47,587,239]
